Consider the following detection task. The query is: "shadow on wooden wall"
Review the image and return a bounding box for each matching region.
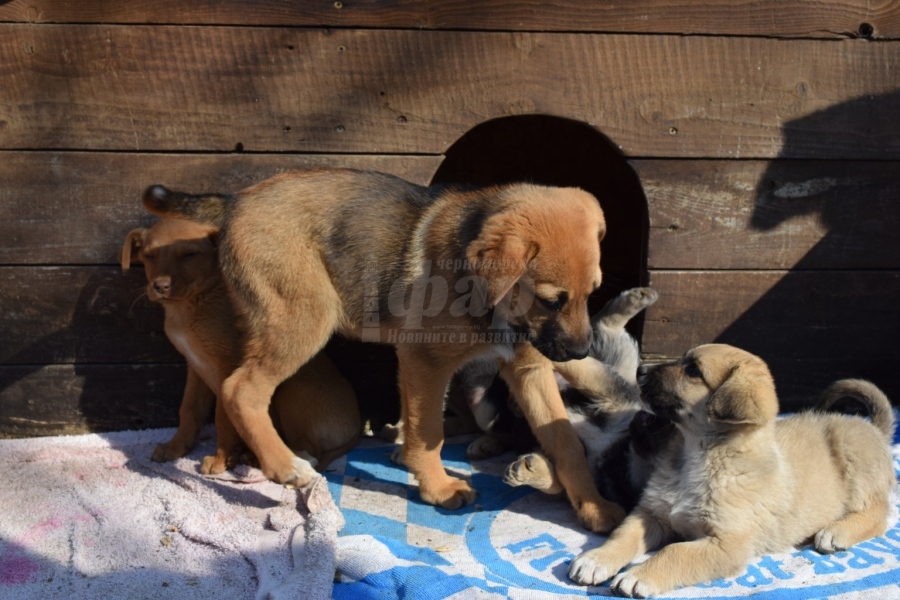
[718,90,900,404]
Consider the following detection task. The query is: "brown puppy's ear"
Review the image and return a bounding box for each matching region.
[120,228,147,272]
[466,218,539,308]
[707,361,778,426]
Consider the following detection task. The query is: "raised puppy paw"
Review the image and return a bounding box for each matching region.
[503,452,562,494]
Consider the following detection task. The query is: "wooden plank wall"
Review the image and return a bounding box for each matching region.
[1,1,898,436]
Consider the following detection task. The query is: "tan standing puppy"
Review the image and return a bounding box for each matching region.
[142,168,622,532]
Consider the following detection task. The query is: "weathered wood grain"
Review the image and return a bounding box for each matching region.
[2,26,898,158]
[643,270,900,405]
[0,363,185,437]
[0,152,442,265]
[636,160,900,270]
[0,266,176,364]
[1,0,897,39]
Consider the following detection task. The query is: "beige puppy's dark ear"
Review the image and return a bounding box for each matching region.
[707,362,778,426]
[466,222,538,308]
[120,228,147,272]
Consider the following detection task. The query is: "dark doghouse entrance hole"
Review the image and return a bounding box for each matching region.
[431,114,649,335]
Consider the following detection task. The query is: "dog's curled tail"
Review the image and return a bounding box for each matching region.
[818,379,895,443]
[142,184,231,227]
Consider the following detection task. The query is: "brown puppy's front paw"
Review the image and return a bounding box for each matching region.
[576,498,626,534]
[503,453,562,494]
[419,477,478,510]
[152,440,190,463]
[200,452,228,475]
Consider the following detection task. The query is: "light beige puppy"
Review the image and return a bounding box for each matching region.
[569,343,896,597]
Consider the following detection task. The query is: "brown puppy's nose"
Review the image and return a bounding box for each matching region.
[153,277,171,296]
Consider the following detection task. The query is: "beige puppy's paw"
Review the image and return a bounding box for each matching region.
[420,477,478,510]
[611,568,660,598]
[568,549,618,586]
[814,526,850,554]
[466,434,506,460]
[503,452,562,494]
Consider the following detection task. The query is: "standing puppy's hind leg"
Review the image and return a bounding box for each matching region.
[220,261,344,488]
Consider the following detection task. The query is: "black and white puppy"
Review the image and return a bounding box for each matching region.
[446,287,674,513]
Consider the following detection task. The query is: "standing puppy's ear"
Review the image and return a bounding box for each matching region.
[466,214,539,309]
[120,228,147,272]
[707,360,779,426]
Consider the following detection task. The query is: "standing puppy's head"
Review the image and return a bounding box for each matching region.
[467,185,605,362]
[637,344,779,434]
[120,218,220,303]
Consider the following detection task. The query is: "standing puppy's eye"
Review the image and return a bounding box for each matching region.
[683,361,703,379]
[538,292,568,312]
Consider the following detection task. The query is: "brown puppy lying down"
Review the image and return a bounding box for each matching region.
[121,218,361,473]
[142,168,621,532]
[569,343,896,597]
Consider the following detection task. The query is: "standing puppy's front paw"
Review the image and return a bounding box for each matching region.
[568,549,618,586]
[419,477,477,509]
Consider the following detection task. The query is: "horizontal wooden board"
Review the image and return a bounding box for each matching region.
[0,152,442,265]
[0,266,176,364]
[636,160,900,270]
[2,26,898,158]
[5,152,897,271]
[643,270,900,405]
[1,0,897,39]
[0,363,185,437]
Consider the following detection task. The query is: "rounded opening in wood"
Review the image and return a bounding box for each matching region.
[432,114,650,338]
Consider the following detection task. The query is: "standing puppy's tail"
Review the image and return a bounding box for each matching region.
[142,184,231,228]
[818,379,895,443]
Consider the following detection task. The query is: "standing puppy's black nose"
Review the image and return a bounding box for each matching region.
[637,364,650,378]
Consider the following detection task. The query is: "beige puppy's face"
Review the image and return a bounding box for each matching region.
[467,186,605,362]
[638,344,779,433]
[120,218,220,303]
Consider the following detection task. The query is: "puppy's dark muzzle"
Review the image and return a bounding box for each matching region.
[637,364,682,421]
[534,337,591,362]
